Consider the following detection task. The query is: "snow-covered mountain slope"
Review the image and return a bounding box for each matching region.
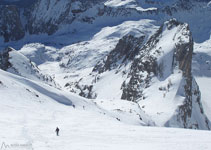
[19,19,158,86]
[0,47,57,87]
[192,39,211,122]
[0,0,211,45]
[0,69,211,150]
[0,68,152,127]
[60,19,210,130]
[25,0,211,42]
[0,0,211,134]
[15,17,211,130]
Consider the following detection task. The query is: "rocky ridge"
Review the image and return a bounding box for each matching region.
[0,47,58,87]
[0,0,210,130]
[0,0,211,43]
[64,19,210,129]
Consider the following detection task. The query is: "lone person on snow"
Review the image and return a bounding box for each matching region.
[55,127,60,136]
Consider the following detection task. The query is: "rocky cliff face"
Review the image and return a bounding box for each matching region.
[0,5,24,42]
[122,19,193,102]
[93,35,146,74]
[0,0,210,130]
[123,19,210,129]
[25,0,105,35]
[65,19,210,129]
[1,0,211,43]
[165,77,211,129]
[0,0,37,8]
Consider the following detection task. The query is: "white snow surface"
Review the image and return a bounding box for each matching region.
[139,71,184,126]
[0,1,211,148]
[193,39,211,121]
[0,69,211,150]
[105,0,157,11]
[18,19,210,129]
[19,19,158,87]
[105,0,136,7]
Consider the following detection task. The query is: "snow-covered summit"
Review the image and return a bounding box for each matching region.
[5,17,209,130]
[61,19,210,130]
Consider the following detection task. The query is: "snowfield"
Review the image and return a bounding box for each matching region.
[1,0,211,149]
[18,19,158,89]
[193,40,211,121]
[0,69,211,150]
[1,18,207,130]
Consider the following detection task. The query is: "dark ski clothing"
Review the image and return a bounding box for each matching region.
[55,127,59,136]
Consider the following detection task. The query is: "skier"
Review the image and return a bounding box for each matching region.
[55,127,59,136]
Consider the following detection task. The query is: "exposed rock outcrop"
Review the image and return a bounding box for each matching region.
[68,19,210,129]
[122,19,193,102]
[93,35,145,74]
[25,0,104,35]
[0,0,211,42]
[0,47,58,87]
[0,5,24,42]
